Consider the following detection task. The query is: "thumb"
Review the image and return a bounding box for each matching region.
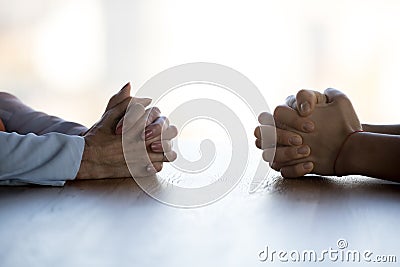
[115,97,153,134]
[102,97,132,132]
[131,97,152,108]
[122,103,146,136]
[105,82,132,112]
[295,89,327,116]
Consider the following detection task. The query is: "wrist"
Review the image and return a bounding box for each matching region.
[75,142,93,179]
[335,131,364,176]
[75,159,92,179]
[75,139,106,179]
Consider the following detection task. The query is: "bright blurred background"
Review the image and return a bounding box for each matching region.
[1,0,399,127]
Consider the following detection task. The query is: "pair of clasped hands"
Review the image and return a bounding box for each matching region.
[76,83,178,179]
[255,88,363,178]
[78,83,370,180]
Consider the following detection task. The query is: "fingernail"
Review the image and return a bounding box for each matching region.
[120,82,130,92]
[300,101,310,114]
[151,142,162,151]
[289,136,302,146]
[297,146,309,155]
[303,122,314,132]
[115,124,122,134]
[145,129,153,139]
[303,162,313,170]
[116,119,123,129]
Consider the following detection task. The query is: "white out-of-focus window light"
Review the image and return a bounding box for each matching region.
[33,0,105,92]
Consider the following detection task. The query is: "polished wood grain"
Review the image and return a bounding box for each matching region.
[1,174,399,267]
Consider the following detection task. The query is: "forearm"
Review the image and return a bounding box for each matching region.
[362,124,400,135]
[336,132,400,181]
[0,132,84,185]
[0,92,87,135]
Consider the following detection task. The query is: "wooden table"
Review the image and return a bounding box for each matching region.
[1,174,399,266]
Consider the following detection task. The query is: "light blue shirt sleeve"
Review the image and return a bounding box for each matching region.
[0,92,88,186]
[0,92,88,135]
[0,132,85,186]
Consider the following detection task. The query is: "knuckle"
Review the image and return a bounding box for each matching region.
[168,125,178,138]
[163,141,172,151]
[153,123,162,133]
[297,89,309,98]
[276,130,288,145]
[280,168,291,178]
[151,106,161,114]
[155,163,163,172]
[294,164,306,176]
[273,105,286,118]
[271,162,281,171]
[255,139,261,149]
[281,167,298,178]
[294,116,309,130]
[262,149,272,162]
[167,151,177,162]
[163,116,170,126]
[254,126,261,138]
[284,146,296,159]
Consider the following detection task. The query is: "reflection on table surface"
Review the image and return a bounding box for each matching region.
[1,174,399,267]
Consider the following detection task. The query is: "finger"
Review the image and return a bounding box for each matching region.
[121,102,147,136]
[146,125,178,144]
[148,152,163,163]
[149,151,177,162]
[258,112,274,125]
[145,162,163,173]
[295,89,327,116]
[270,157,310,170]
[130,108,163,140]
[262,145,310,163]
[274,105,315,133]
[115,122,123,135]
[145,107,162,127]
[143,115,168,140]
[131,97,152,108]
[115,98,154,134]
[255,125,302,147]
[103,97,133,133]
[254,126,262,139]
[255,139,262,149]
[324,88,349,103]
[163,125,178,140]
[150,140,172,153]
[285,95,297,110]
[106,82,131,111]
[124,105,158,138]
[149,162,164,173]
[280,162,314,178]
[164,151,177,162]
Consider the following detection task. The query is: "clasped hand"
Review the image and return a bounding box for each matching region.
[255,88,362,178]
[76,83,177,179]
